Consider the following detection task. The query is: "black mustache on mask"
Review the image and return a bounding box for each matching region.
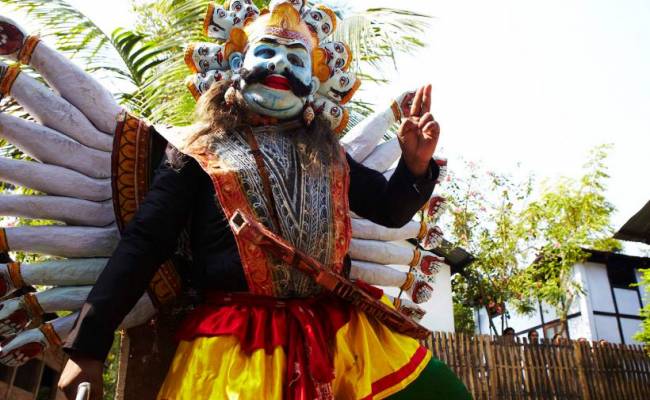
[240,65,312,98]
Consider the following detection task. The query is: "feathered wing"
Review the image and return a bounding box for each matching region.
[0,16,157,367]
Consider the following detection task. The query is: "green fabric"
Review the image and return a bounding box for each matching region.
[387,358,472,399]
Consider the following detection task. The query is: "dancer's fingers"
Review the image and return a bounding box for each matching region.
[0,113,110,179]
[30,41,123,134]
[0,61,112,151]
[0,157,111,201]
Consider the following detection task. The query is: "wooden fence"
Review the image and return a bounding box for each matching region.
[424,333,650,399]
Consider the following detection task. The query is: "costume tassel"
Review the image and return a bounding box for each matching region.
[303,102,315,126]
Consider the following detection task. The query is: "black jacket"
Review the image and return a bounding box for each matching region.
[63,153,438,361]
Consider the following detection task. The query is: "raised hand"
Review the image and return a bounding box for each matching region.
[397,84,440,177]
[395,90,416,120]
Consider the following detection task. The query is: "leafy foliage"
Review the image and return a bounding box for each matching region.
[447,146,621,336]
[446,161,534,335]
[519,144,621,334]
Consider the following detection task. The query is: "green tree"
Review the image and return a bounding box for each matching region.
[447,146,620,337]
[446,161,534,335]
[520,144,621,336]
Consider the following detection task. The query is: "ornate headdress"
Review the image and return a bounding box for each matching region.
[185,0,360,134]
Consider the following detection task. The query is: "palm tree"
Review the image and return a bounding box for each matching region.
[1,0,430,126]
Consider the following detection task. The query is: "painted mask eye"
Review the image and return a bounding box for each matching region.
[311,11,322,21]
[334,43,343,53]
[288,54,305,67]
[335,58,344,68]
[198,46,208,56]
[322,23,331,34]
[330,106,341,118]
[339,76,349,88]
[244,0,252,4]
[232,1,242,11]
[199,60,209,70]
[217,8,226,18]
[233,16,242,25]
[254,47,275,59]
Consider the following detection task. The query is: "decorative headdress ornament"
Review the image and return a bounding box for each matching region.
[184,0,360,134]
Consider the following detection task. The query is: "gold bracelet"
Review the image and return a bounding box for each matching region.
[0,228,9,253]
[0,65,21,98]
[400,272,415,291]
[391,100,401,123]
[40,322,63,347]
[417,219,428,241]
[17,35,41,65]
[23,292,44,320]
[393,297,402,309]
[409,249,422,267]
[8,262,25,289]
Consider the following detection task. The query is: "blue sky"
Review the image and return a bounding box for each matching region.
[15,0,650,253]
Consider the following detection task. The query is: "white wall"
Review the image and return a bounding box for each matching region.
[583,262,616,313]
[420,263,455,332]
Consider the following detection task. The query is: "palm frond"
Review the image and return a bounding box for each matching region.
[0,0,123,74]
[332,7,431,78]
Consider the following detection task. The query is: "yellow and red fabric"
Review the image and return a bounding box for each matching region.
[157,293,431,400]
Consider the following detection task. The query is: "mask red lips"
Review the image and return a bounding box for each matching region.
[263,75,291,91]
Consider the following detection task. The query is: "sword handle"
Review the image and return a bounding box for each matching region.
[75,382,91,400]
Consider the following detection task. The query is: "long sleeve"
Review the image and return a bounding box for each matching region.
[63,156,204,361]
[347,153,439,228]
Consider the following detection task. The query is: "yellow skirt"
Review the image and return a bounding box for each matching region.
[158,296,430,400]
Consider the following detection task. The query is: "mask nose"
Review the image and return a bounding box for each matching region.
[268,54,289,73]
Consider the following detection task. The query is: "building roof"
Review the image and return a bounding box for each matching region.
[586,249,650,270]
[615,200,650,244]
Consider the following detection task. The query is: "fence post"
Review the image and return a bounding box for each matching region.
[572,342,591,400]
[484,336,497,399]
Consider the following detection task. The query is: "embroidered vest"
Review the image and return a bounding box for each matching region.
[189,122,351,298]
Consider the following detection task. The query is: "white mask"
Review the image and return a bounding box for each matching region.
[302,6,335,42]
[318,68,359,105]
[185,42,228,74]
[205,5,235,41]
[187,70,233,99]
[321,41,351,75]
[314,94,348,134]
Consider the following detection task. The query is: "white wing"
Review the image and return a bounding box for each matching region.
[0,17,156,366]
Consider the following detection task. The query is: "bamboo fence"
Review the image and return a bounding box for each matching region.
[424,332,650,399]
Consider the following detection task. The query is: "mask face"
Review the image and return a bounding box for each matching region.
[270,0,306,13]
[321,41,350,73]
[303,8,334,41]
[240,36,316,119]
[228,0,260,24]
[314,94,346,132]
[187,43,227,73]
[206,6,235,41]
[188,70,232,98]
[318,68,358,104]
